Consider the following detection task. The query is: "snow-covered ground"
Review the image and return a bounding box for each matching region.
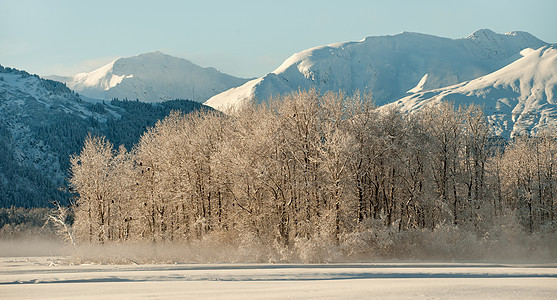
[1,256,556,299]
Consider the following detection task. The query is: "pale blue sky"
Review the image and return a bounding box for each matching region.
[1,0,556,78]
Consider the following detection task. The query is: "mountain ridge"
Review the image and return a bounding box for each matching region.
[387,44,557,137]
[204,29,548,111]
[47,51,250,103]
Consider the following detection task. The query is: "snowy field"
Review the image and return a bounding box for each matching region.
[1,257,556,299]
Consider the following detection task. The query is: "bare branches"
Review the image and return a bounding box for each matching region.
[44,201,76,250]
[66,90,557,250]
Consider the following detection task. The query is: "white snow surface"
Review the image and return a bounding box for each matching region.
[388,44,557,137]
[1,257,556,299]
[49,51,249,103]
[205,29,547,111]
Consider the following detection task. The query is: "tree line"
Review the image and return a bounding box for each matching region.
[68,90,556,249]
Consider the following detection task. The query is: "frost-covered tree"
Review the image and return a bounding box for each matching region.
[69,135,116,243]
[500,133,557,232]
[66,90,557,253]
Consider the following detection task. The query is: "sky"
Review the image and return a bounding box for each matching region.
[1,0,556,78]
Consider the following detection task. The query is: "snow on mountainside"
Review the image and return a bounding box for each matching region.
[388,45,557,138]
[49,51,249,103]
[0,66,111,206]
[205,29,547,110]
[0,65,208,207]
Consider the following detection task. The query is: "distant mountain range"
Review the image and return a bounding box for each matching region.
[48,51,249,103]
[205,29,547,109]
[0,65,208,207]
[204,29,555,137]
[2,29,556,207]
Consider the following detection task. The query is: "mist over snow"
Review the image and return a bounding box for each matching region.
[47,52,250,103]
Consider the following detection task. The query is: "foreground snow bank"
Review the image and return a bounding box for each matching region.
[1,257,556,299]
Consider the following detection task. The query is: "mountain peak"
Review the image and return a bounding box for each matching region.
[119,51,180,64]
[54,52,249,102]
[135,51,171,59]
[466,28,498,40]
[206,29,548,110]
[465,28,546,45]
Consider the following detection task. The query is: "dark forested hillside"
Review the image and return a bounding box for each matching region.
[0,65,210,208]
[106,99,207,150]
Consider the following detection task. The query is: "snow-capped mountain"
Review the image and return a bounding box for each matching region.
[0,65,208,207]
[49,51,249,103]
[388,45,557,138]
[205,29,547,110]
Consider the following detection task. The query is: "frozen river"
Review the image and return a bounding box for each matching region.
[1,257,556,299]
